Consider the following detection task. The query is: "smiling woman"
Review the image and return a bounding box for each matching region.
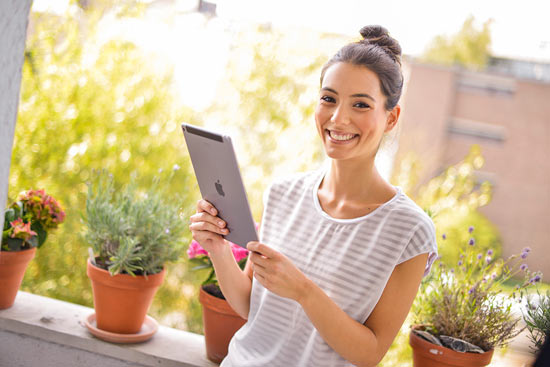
[188,25,437,367]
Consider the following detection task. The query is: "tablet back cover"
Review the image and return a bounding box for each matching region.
[182,123,258,248]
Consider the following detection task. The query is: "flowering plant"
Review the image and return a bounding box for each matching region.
[523,287,550,353]
[2,189,65,251]
[412,226,543,352]
[188,239,249,297]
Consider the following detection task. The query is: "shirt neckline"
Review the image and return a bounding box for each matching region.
[311,168,402,224]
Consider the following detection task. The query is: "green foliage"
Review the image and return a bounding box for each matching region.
[204,27,331,218]
[392,145,501,267]
[83,170,187,275]
[523,288,550,353]
[11,9,201,324]
[413,232,541,351]
[422,15,493,69]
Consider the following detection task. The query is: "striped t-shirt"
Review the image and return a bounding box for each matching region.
[222,168,437,367]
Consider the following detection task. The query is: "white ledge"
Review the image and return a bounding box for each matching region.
[0,291,217,367]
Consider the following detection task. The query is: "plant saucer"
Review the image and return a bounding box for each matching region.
[84,313,158,344]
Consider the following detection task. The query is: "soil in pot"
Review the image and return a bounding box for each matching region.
[409,326,494,367]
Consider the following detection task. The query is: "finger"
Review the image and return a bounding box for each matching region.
[249,251,269,267]
[190,221,229,236]
[247,242,277,258]
[190,212,226,228]
[196,199,217,216]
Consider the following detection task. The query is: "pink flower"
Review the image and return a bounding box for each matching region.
[187,240,209,259]
[10,218,37,240]
[231,243,249,262]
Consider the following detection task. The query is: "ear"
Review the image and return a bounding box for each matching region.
[385,105,400,133]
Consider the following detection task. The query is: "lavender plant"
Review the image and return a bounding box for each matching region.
[523,288,550,353]
[413,227,543,352]
[83,169,187,276]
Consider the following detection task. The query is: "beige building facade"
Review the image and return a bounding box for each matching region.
[396,59,550,281]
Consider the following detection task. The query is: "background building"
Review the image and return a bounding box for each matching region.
[396,57,550,280]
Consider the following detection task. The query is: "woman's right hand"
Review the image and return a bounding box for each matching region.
[189,199,229,256]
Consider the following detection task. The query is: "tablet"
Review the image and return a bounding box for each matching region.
[181,123,258,248]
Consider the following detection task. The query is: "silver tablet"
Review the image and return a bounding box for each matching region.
[181,123,258,248]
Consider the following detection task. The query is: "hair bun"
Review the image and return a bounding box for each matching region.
[359,25,402,65]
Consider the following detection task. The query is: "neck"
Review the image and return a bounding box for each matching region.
[321,158,384,202]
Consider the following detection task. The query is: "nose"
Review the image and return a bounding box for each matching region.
[330,104,350,125]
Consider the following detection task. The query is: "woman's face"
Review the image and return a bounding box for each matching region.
[315,62,399,163]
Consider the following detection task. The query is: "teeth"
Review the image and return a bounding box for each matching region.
[329,131,356,141]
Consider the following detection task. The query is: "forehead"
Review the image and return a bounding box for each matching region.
[321,62,382,96]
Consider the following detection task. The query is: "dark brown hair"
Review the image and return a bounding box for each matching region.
[320,25,403,111]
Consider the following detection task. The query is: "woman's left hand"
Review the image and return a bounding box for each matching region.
[247,241,310,302]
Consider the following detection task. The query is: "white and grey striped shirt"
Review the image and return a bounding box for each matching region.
[222,168,437,367]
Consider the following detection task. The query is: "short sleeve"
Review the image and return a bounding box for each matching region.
[397,219,438,277]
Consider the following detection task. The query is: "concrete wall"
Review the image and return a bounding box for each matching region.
[0,0,32,245]
[396,61,550,280]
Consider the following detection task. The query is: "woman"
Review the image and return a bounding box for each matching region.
[189,25,437,367]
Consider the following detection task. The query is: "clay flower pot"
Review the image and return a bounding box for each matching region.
[409,326,494,367]
[86,259,165,334]
[0,247,36,309]
[199,286,247,363]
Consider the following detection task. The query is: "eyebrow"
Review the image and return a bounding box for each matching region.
[321,87,376,102]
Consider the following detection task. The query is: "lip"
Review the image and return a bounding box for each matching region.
[325,129,359,144]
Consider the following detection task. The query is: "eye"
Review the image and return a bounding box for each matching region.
[320,95,336,103]
[353,101,370,109]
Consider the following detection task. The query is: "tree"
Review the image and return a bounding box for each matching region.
[422,15,493,70]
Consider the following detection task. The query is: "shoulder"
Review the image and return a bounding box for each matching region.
[266,169,322,198]
[386,189,435,234]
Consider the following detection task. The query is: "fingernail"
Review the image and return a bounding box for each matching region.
[218,220,224,226]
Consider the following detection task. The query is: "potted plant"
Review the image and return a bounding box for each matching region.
[1,189,65,309]
[188,239,249,363]
[523,287,550,359]
[83,170,186,336]
[410,226,543,367]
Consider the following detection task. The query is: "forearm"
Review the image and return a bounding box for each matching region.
[299,280,381,367]
[210,246,252,319]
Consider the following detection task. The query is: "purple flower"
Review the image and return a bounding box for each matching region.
[477,254,483,260]
[522,247,531,253]
[442,233,447,240]
[521,252,529,259]
[491,273,497,279]
[458,260,463,266]
[534,275,542,283]
[520,264,528,271]
[468,287,476,295]
[469,238,475,246]
[486,256,492,264]
[487,249,493,256]
[468,226,474,233]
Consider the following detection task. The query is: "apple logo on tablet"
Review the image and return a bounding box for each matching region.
[215,180,225,196]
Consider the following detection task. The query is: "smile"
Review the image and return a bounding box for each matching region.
[326,129,358,142]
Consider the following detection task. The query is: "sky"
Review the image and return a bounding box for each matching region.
[34,0,550,62]
[215,0,550,61]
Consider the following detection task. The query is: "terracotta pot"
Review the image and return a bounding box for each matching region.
[409,326,494,367]
[86,259,165,334]
[199,286,247,364]
[0,247,36,309]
